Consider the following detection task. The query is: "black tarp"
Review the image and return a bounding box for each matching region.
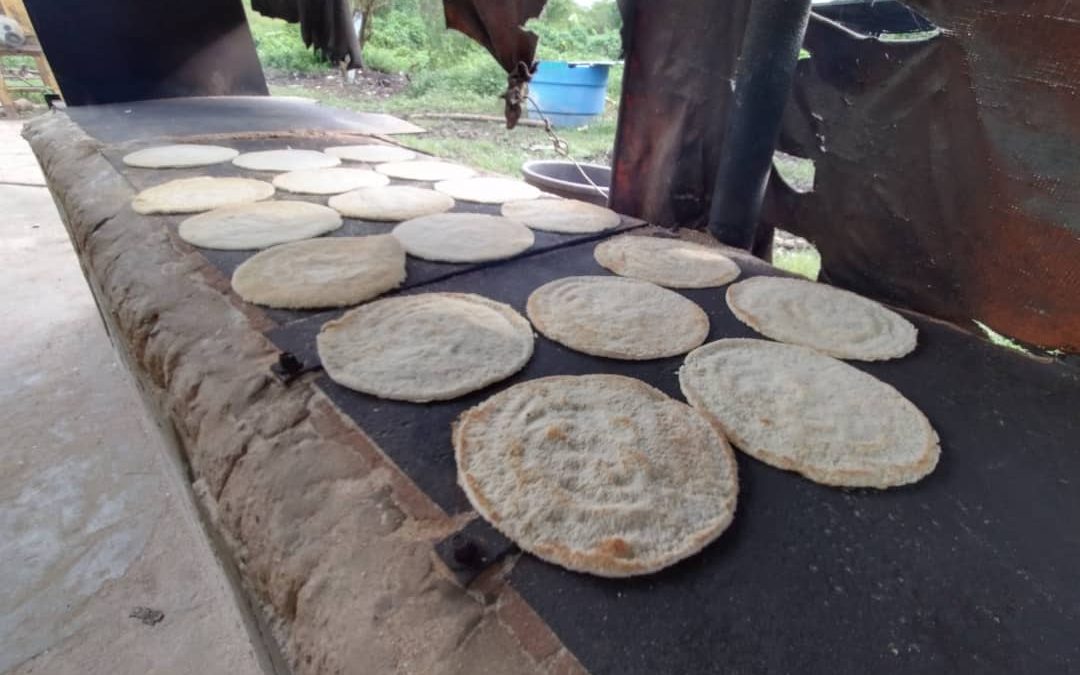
[24,0,268,105]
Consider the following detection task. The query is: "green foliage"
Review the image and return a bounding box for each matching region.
[246,0,623,94]
[773,248,822,280]
[580,0,621,32]
[540,0,576,25]
[248,0,625,122]
[773,151,815,193]
[408,55,506,98]
[605,63,624,102]
[362,46,413,73]
[359,3,513,97]
[244,0,325,72]
[4,55,37,68]
[974,321,1032,354]
[530,0,622,61]
[367,5,430,62]
[532,22,621,62]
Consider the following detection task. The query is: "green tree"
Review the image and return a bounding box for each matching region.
[541,0,577,25]
[352,0,393,68]
[582,1,620,33]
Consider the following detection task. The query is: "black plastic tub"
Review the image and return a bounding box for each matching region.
[521,160,610,206]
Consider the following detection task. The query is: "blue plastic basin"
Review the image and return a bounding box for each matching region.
[528,61,611,128]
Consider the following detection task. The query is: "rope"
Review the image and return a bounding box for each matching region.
[525,94,609,200]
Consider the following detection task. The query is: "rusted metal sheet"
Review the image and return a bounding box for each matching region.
[771,3,1080,353]
[605,1,1080,353]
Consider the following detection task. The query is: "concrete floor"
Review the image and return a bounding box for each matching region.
[0,119,269,675]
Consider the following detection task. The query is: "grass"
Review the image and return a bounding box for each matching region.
[402,122,616,177]
[772,248,821,280]
[2,55,37,68]
[878,29,941,42]
[773,151,815,193]
[271,82,618,177]
[244,1,325,73]
[973,321,1032,355]
[398,116,618,177]
[271,83,492,115]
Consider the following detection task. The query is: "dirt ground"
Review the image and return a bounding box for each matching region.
[267,69,410,103]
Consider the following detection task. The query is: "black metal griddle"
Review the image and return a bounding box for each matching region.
[85,101,1080,675]
[269,238,1080,675]
[69,97,423,143]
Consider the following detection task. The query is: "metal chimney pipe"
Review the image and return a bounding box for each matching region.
[707,0,813,250]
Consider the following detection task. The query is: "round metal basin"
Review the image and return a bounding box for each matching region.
[521,160,610,206]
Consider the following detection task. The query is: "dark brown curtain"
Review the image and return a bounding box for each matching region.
[443,0,547,127]
[608,1,1080,353]
[252,0,362,65]
[768,5,1080,352]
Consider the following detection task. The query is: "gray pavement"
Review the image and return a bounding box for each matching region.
[0,119,270,675]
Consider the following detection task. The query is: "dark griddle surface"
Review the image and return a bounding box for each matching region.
[67,97,423,143]
[268,240,1080,674]
[85,105,1080,673]
[267,242,774,512]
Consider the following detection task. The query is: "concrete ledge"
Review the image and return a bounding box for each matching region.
[24,111,584,675]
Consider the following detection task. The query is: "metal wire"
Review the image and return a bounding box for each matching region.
[525,94,609,200]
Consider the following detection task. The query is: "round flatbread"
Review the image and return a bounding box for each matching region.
[594,235,741,288]
[434,177,541,204]
[526,276,709,360]
[178,201,342,250]
[679,338,940,488]
[502,199,621,234]
[328,186,455,222]
[272,167,390,195]
[726,276,917,360]
[131,177,275,215]
[326,144,417,163]
[233,149,341,172]
[454,374,739,577]
[318,293,534,402]
[232,235,406,309]
[122,144,239,169]
[392,213,534,263]
[376,160,476,182]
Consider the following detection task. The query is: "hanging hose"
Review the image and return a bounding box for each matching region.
[525,94,609,200]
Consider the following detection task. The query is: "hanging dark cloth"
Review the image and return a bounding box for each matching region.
[252,0,362,66]
[443,0,547,128]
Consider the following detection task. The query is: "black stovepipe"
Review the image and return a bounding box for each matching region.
[707,0,814,250]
